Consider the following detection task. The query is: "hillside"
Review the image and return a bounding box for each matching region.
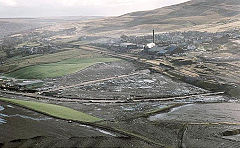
[72,0,240,36]
[1,0,240,38]
[0,16,104,39]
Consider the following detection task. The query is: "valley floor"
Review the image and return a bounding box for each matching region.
[1,46,240,147]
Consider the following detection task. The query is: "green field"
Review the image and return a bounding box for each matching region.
[0,98,102,123]
[0,48,102,73]
[7,57,119,79]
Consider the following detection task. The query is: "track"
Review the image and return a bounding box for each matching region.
[0,89,225,104]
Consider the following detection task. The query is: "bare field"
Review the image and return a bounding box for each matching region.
[42,60,138,89]
[47,68,207,101]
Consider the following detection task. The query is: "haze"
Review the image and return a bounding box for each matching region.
[0,0,190,18]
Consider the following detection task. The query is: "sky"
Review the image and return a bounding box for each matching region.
[0,0,190,18]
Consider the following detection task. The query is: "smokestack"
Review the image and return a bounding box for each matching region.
[153,29,155,43]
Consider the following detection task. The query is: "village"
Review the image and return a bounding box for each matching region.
[1,28,240,98]
[96,29,240,57]
[0,27,77,63]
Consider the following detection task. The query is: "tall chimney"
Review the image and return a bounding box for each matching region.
[153,29,155,43]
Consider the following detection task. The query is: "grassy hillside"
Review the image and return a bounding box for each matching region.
[6,57,119,79]
[0,97,102,122]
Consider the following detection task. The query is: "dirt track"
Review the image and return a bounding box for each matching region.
[0,89,224,104]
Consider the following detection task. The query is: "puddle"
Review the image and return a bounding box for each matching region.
[0,113,8,117]
[0,104,52,124]
[138,79,155,83]
[193,96,226,103]
[221,129,240,141]
[174,95,227,104]
[7,105,14,108]
[9,114,52,121]
[222,134,240,142]
[149,103,240,123]
[96,129,117,136]
[148,104,193,121]
[0,118,6,124]
[0,106,6,124]
[139,86,152,89]
[121,106,135,111]
[0,106,4,111]
[79,124,116,137]
[0,113,52,121]
[222,129,240,136]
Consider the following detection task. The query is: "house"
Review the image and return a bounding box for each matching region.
[145,46,168,54]
[145,43,156,49]
[120,43,138,50]
[144,45,183,56]
[157,49,168,56]
[163,45,184,55]
[144,30,156,50]
[187,44,197,50]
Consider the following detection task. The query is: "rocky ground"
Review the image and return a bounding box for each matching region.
[42,60,207,102]
[42,60,138,90]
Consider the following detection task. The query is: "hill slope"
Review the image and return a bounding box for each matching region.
[0,16,104,39]
[73,0,240,36]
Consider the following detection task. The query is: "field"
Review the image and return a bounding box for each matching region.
[0,48,102,73]
[53,71,207,101]
[0,97,102,123]
[6,57,119,79]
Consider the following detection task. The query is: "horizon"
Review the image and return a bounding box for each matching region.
[0,0,190,18]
